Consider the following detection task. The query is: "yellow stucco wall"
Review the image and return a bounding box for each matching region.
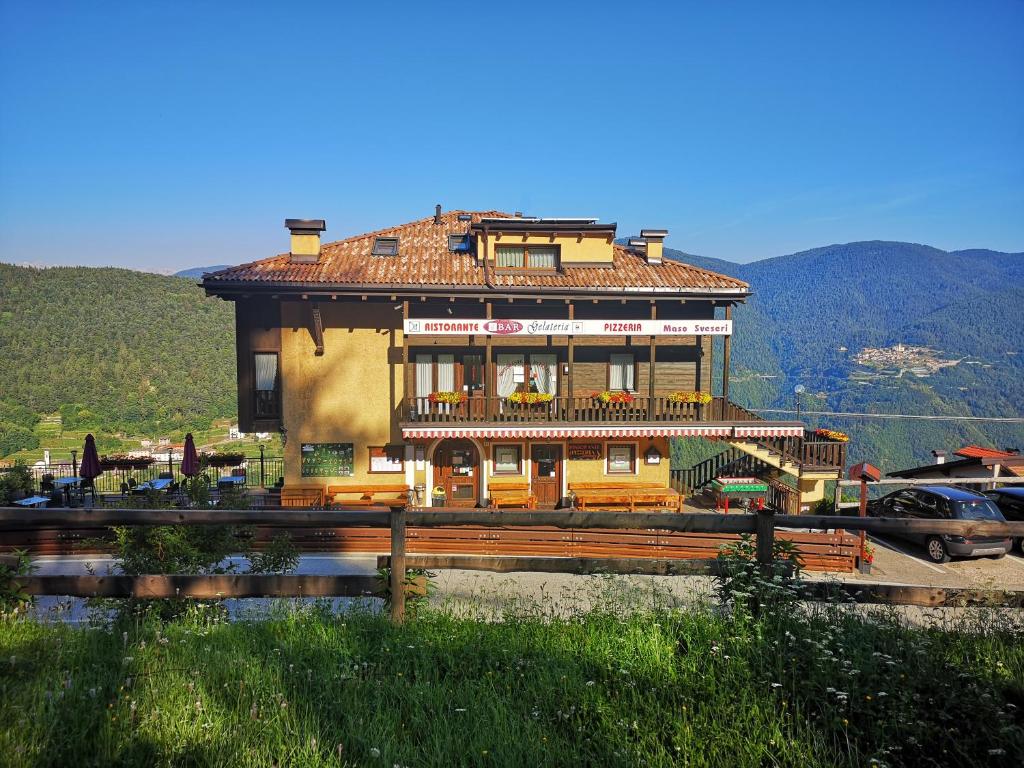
[281,301,404,489]
[479,232,613,264]
[564,438,671,486]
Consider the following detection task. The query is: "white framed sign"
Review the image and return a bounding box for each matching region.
[404,318,731,336]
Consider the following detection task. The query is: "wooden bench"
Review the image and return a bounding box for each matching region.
[488,481,536,510]
[327,484,409,509]
[569,482,682,512]
[280,486,324,509]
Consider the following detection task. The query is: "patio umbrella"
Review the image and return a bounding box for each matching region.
[79,434,102,481]
[181,433,199,477]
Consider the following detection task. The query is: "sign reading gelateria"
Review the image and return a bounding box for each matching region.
[403,319,732,336]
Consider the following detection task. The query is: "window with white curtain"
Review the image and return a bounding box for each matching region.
[496,354,525,397]
[253,353,279,418]
[495,245,559,270]
[415,354,433,398]
[437,354,455,391]
[609,353,635,391]
[530,354,558,395]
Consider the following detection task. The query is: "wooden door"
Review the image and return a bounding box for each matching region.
[531,444,562,507]
[435,440,479,507]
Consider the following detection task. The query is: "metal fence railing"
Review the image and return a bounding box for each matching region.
[1,455,285,495]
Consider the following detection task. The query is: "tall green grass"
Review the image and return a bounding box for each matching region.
[1,589,1022,767]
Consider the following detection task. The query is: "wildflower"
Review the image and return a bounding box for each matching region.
[770,683,782,689]
[455,708,466,713]
[586,681,596,687]
[370,747,381,758]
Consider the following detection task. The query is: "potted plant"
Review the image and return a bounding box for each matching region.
[859,542,875,574]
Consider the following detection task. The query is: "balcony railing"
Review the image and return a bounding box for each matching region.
[405,396,714,424]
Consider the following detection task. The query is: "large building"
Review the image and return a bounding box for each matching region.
[203,208,844,508]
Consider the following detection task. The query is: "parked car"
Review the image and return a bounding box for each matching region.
[983,487,1024,554]
[867,485,1010,563]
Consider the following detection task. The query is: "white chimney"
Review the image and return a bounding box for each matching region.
[931,449,947,465]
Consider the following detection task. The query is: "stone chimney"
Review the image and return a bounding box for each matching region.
[931,449,947,465]
[640,229,667,264]
[285,219,326,264]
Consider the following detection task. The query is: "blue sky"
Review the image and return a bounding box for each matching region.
[1,1,1021,270]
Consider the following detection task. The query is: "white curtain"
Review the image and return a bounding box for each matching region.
[529,246,557,269]
[437,354,455,391]
[531,354,557,395]
[497,354,524,397]
[415,354,433,398]
[609,353,634,391]
[496,246,525,268]
[254,353,277,391]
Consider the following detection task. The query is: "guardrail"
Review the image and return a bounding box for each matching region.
[5,505,1024,621]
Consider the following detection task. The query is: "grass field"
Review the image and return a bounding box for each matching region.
[2,587,1022,767]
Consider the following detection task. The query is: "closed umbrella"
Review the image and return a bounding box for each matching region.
[78,434,102,505]
[181,433,199,477]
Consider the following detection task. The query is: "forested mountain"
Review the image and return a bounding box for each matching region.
[663,242,1024,471]
[0,264,235,455]
[2,242,1022,473]
[174,266,232,279]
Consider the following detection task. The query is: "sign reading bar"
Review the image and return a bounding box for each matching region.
[404,318,732,336]
[568,443,602,461]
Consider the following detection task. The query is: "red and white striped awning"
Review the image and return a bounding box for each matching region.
[732,425,804,438]
[402,424,803,440]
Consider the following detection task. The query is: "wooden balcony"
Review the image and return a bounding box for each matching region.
[404,396,716,424]
[401,396,847,472]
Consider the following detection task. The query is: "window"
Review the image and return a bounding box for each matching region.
[253,353,279,419]
[496,354,525,397]
[529,354,558,395]
[437,354,455,391]
[496,244,558,270]
[371,236,400,256]
[606,444,636,475]
[609,353,635,391]
[493,444,523,474]
[415,354,433,398]
[448,233,471,252]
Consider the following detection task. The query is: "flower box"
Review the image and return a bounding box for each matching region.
[667,391,712,405]
[204,453,245,468]
[99,455,155,470]
[506,392,554,405]
[428,391,467,405]
[814,428,850,443]
[590,391,635,405]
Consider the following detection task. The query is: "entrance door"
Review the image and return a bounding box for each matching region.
[435,440,479,507]
[531,444,563,507]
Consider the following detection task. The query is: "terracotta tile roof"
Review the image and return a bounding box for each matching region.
[203,210,749,295]
[954,445,1019,459]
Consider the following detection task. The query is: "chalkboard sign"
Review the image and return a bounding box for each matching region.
[300,443,354,477]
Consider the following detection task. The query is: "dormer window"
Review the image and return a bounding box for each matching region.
[448,233,471,253]
[496,244,558,270]
[371,236,400,256]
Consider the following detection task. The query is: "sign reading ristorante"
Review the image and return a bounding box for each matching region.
[403,319,732,336]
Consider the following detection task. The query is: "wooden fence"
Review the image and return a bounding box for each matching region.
[5,506,1024,620]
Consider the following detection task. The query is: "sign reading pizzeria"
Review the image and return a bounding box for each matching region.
[404,319,732,336]
[568,443,602,461]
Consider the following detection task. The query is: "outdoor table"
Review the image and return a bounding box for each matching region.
[13,495,50,508]
[710,477,769,514]
[135,477,173,492]
[216,475,246,487]
[51,476,80,505]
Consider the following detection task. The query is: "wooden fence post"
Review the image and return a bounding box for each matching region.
[389,505,407,624]
[756,506,775,572]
